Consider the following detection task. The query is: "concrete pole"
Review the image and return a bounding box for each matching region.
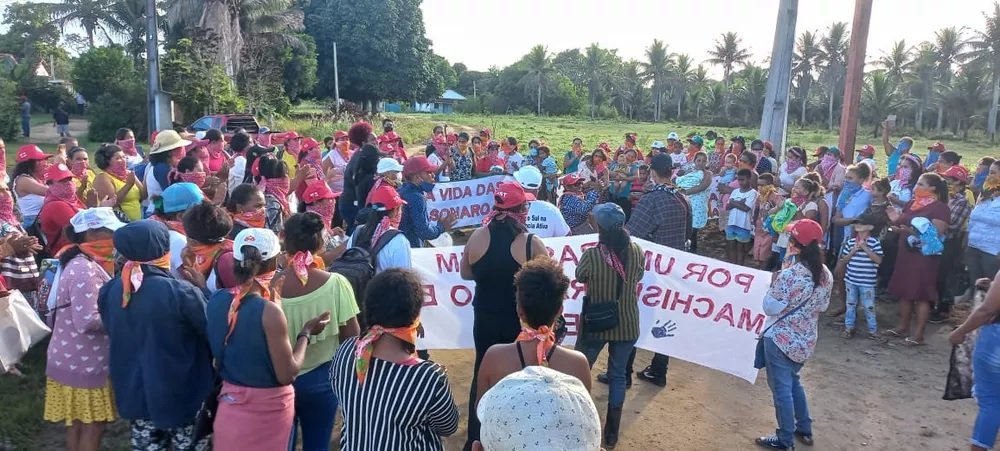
[145,0,160,135]
[838,0,874,163]
[333,42,340,107]
[759,0,798,158]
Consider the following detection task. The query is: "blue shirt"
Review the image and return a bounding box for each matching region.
[839,189,872,247]
[840,237,883,287]
[207,291,280,388]
[398,182,443,248]
[887,148,903,177]
[924,151,941,170]
[98,266,214,429]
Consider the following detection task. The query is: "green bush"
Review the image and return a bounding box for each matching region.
[0,77,20,140]
[71,46,134,102]
[87,79,147,142]
[162,39,245,119]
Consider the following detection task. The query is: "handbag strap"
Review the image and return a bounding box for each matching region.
[525,233,535,261]
[760,283,815,338]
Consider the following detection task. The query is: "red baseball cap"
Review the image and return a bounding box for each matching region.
[301,137,320,151]
[561,174,584,186]
[788,219,823,246]
[16,144,52,163]
[812,146,828,157]
[368,184,406,211]
[763,140,773,151]
[494,182,535,209]
[283,131,301,140]
[402,156,438,177]
[928,142,946,152]
[940,165,970,184]
[45,163,73,182]
[334,131,348,141]
[301,180,337,203]
[856,144,876,156]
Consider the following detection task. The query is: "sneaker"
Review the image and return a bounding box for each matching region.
[794,431,813,446]
[928,312,950,324]
[636,366,667,387]
[596,372,632,389]
[755,435,793,450]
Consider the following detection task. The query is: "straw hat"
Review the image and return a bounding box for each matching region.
[149,130,192,155]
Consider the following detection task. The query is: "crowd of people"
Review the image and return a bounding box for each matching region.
[0,116,998,451]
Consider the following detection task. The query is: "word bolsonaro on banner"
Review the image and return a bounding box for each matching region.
[424,175,511,228]
[411,235,771,383]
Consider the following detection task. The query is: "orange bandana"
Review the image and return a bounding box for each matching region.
[910,186,936,211]
[225,271,277,344]
[354,321,420,384]
[156,216,186,235]
[121,254,172,308]
[78,239,116,275]
[184,240,232,276]
[232,210,266,229]
[517,324,556,366]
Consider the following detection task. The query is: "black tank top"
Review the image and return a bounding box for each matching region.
[516,342,558,368]
[470,227,533,317]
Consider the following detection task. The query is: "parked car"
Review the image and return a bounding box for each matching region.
[187,114,287,145]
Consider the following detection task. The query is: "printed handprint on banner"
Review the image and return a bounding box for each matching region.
[651,320,677,339]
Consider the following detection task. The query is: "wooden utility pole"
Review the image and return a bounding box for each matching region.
[838,0,874,163]
[759,0,798,155]
[145,0,161,134]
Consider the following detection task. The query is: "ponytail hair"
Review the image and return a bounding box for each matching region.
[233,245,277,285]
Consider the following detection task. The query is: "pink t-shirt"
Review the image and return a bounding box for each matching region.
[45,255,111,389]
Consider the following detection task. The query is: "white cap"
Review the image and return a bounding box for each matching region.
[478,366,601,451]
[513,165,543,190]
[667,132,679,141]
[376,158,404,174]
[70,207,126,233]
[651,140,666,149]
[233,228,281,261]
[195,131,207,140]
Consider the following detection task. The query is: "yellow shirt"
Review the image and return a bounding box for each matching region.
[104,172,142,221]
[964,189,976,232]
[280,273,359,375]
[281,149,298,179]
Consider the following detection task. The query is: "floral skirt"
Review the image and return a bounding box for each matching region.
[43,378,117,426]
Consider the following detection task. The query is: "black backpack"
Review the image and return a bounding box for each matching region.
[327,229,402,321]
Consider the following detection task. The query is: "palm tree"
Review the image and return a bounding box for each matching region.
[963,2,1000,141]
[908,42,939,131]
[640,39,672,121]
[707,31,752,116]
[521,45,553,115]
[673,54,694,120]
[583,44,614,118]
[46,0,123,48]
[819,22,850,129]
[945,66,989,136]
[689,65,711,119]
[112,0,150,65]
[934,27,967,130]
[862,71,906,136]
[878,40,912,84]
[732,66,769,123]
[793,30,822,125]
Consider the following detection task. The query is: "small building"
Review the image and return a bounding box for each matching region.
[414,89,466,114]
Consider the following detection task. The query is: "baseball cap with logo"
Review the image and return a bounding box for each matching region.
[493,182,534,209]
[561,173,584,186]
[857,144,876,156]
[940,164,970,184]
[70,207,127,233]
[16,144,52,163]
[233,228,281,262]
[301,179,336,203]
[301,137,320,151]
[45,163,73,182]
[368,184,407,211]
[376,158,404,175]
[334,130,349,141]
[513,166,543,190]
[666,132,680,141]
[651,140,666,150]
[928,142,946,152]
[688,135,705,146]
[788,219,823,246]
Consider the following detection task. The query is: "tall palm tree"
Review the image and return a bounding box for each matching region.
[819,22,850,129]
[908,42,938,131]
[521,45,553,115]
[640,39,672,121]
[945,66,989,136]
[933,27,967,130]
[583,43,614,118]
[112,0,150,65]
[732,66,769,123]
[673,54,694,119]
[862,70,906,136]
[963,2,1000,141]
[793,30,821,125]
[46,0,123,48]
[707,31,752,116]
[878,40,912,84]
[688,65,711,119]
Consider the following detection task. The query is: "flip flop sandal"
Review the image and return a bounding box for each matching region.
[903,338,925,347]
[840,329,854,339]
[881,329,904,338]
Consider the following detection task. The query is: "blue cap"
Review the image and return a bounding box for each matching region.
[162,182,205,214]
[592,202,626,230]
[113,220,170,261]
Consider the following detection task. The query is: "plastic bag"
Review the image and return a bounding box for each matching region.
[770,199,798,233]
[0,290,52,370]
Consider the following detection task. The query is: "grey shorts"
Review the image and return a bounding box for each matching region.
[56,124,70,135]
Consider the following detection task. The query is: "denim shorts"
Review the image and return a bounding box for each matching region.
[726,225,753,243]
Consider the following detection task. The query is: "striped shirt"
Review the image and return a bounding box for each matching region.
[575,242,646,342]
[330,337,459,451]
[840,237,883,287]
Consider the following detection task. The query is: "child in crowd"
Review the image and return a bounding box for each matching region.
[753,173,783,267]
[972,156,996,197]
[725,169,758,266]
[836,215,883,339]
[865,178,892,240]
[717,154,740,232]
[322,136,335,158]
[609,153,632,200]
[630,164,652,208]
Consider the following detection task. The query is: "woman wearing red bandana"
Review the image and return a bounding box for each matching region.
[169,155,227,205]
[200,129,229,175]
[65,147,97,204]
[252,155,292,235]
[347,184,411,272]
[301,180,348,264]
[459,182,547,449]
[322,130,352,195]
[13,144,53,229]
[205,227,332,451]
[174,202,237,293]
[472,257,592,430]
[277,213,360,451]
[883,173,950,346]
[38,163,86,254]
[115,127,145,169]
[94,144,145,221]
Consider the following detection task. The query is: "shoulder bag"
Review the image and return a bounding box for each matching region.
[580,248,624,334]
[753,283,814,369]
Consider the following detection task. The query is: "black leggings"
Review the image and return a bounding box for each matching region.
[464,311,520,451]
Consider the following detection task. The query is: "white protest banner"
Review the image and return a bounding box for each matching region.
[424,175,511,228]
[412,235,771,383]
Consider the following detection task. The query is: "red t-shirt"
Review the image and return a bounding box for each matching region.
[39,200,80,254]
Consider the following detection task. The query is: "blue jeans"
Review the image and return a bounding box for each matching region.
[21,116,29,137]
[289,361,337,451]
[973,324,1000,449]
[844,282,877,334]
[577,336,636,408]
[764,338,812,447]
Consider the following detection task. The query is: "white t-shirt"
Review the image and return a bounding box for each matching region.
[228,155,246,195]
[669,152,687,168]
[889,179,913,203]
[428,153,449,182]
[779,166,807,192]
[347,228,412,273]
[727,188,758,230]
[324,151,350,193]
[525,200,571,238]
[503,152,525,174]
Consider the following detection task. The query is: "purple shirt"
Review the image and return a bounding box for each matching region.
[46,255,111,388]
